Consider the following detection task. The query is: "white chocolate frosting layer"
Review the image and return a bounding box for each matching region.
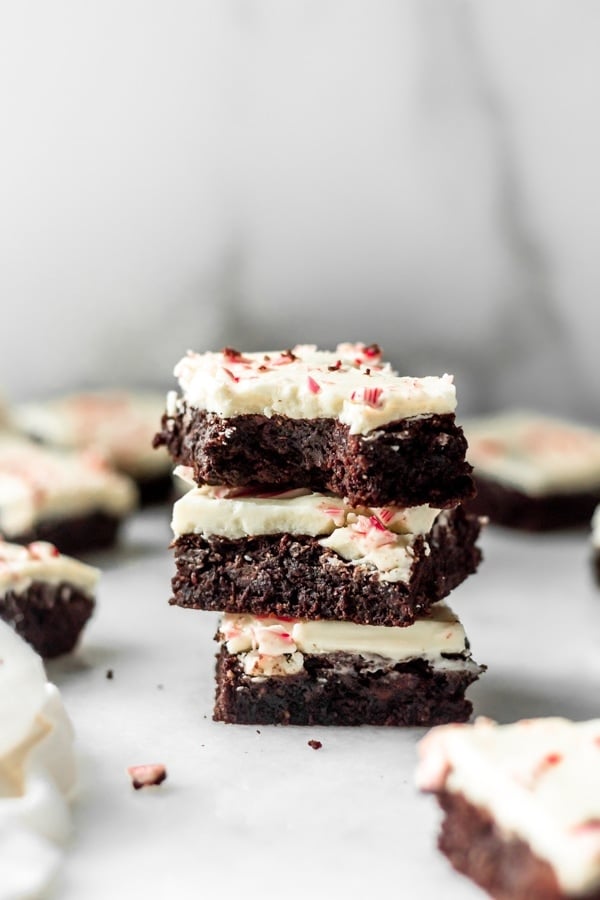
[465,411,600,496]
[172,485,442,583]
[0,621,77,897]
[416,716,600,896]
[0,436,138,537]
[170,344,456,435]
[0,540,100,596]
[14,390,171,479]
[219,603,473,677]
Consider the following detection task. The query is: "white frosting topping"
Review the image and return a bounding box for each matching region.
[416,716,600,896]
[592,505,600,550]
[465,411,600,495]
[0,621,77,897]
[0,539,100,596]
[219,603,471,677]
[0,436,138,537]
[172,485,441,583]
[14,390,171,479]
[171,344,456,435]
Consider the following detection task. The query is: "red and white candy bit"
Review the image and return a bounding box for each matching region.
[374,507,394,525]
[350,386,384,409]
[127,763,167,790]
[306,375,321,394]
[221,347,252,364]
[221,367,240,383]
[349,515,397,548]
[251,621,297,656]
[27,541,60,561]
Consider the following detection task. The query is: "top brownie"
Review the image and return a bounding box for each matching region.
[154,344,475,508]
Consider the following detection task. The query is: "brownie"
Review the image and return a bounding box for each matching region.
[155,407,474,508]
[170,505,482,626]
[464,411,600,531]
[213,648,482,727]
[466,477,600,532]
[14,389,173,498]
[0,581,95,658]
[416,716,600,899]
[436,790,600,900]
[0,435,138,553]
[12,511,123,556]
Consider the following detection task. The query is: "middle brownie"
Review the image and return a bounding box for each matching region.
[170,484,483,627]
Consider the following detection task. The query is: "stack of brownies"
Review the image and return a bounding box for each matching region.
[155,343,486,726]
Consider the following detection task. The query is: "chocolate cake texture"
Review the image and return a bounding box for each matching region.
[0,581,95,658]
[214,648,482,727]
[155,408,475,509]
[170,504,482,626]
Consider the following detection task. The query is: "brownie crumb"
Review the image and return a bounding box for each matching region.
[256,729,261,734]
[308,740,323,750]
[127,763,167,790]
[106,669,114,680]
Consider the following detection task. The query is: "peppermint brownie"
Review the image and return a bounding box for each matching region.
[416,716,600,899]
[0,539,99,657]
[170,482,483,626]
[0,435,138,553]
[154,344,475,508]
[213,603,484,726]
[463,411,600,530]
[15,390,172,504]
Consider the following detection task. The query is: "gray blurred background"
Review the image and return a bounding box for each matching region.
[1,0,599,421]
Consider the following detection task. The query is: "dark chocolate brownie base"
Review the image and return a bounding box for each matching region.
[154,407,475,508]
[136,472,175,506]
[0,581,95,658]
[11,512,123,556]
[465,476,600,532]
[213,649,483,726]
[436,790,600,900]
[171,506,482,626]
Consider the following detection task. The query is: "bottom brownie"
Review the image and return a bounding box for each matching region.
[12,511,123,556]
[0,581,95,658]
[213,648,482,727]
[465,476,600,532]
[437,790,600,900]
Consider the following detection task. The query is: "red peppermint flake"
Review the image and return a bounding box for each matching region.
[363,387,383,408]
[221,347,251,363]
[222,367,240,383]
[272,349,298,366]
[351,387,384,408]
[27,541,60,560]
[369,515,388,532]
[376,508,394,525]
[363,343,382,359]
[530,752,563,783]
[307,376,321,394]
[127,763,167,790]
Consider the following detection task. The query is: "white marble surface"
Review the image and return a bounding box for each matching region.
[1,2,600,425]
[41,505,600,900]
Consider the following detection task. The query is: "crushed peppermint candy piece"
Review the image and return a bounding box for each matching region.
[127,763,167,790]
